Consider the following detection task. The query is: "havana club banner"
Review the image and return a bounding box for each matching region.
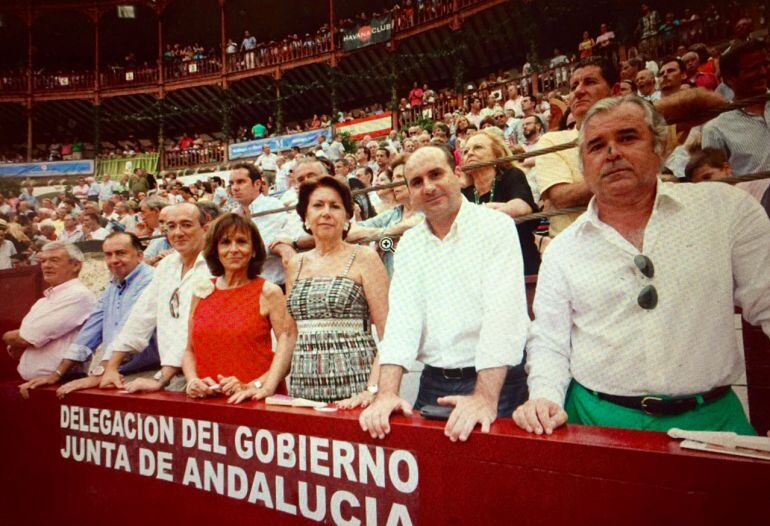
[341,15,393,51]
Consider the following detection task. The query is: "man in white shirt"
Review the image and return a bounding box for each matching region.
[360,145,530,442]
[82,212,110,241]
[100,203,212,393]
[230,163,293,288]
[503,85,524,118]
[256,145,279,188]
[0,220,17,270]
[514,96,770,436]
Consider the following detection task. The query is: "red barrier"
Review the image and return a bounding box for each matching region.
[0,382,767,525]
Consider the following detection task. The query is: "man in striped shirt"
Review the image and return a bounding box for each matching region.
[701,39,770,177]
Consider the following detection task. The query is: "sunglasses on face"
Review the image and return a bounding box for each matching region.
[633,254,658,310]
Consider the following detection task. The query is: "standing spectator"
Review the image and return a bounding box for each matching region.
[549,48,570,86]
[636,3,661,56]
[466,97,485,129]
[4,242,96,380]
[578,31,595,58]
[408,81,424,109]
[256,145,279,188]
[251,121,267,139]
[359,146,529,442]
[595,23,616,58]
[241,30,257,68]
[129,168,149,195]
[183,214,290,402]
[283,177,389,406]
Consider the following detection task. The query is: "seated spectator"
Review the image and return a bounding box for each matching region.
[279,176,389,406]
[635,69,661,101]
[82,212,109,241]
[461,129,541,276]
[184,213,290,401]
[23,233,160,398]
[3,242,96,381]
[0,219,17,270]
[658,56,689,97]
[349,155,424,277]
[682,50,718,90]
[685,148,770,217]
[515,96,770,436]
[701,39,769,177]
[360,145,530,442]
[100,203,212,393]
[58,215,84,243]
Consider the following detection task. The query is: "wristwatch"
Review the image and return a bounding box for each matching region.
[366,384,379,395]
[89,365,105,377]
[253,380,264,390]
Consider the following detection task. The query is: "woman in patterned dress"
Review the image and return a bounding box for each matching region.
[241,176,390,407]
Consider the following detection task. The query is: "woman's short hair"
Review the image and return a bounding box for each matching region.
[476,129,515,169]
[296,176,354,236]
[203,213,266,279]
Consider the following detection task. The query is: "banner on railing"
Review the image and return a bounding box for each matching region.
[228,128,332,160]
[341,15,393,51]
[0,160,95,178]
[334,112,393,140]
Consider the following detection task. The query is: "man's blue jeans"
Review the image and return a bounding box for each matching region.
[414,362,528,417]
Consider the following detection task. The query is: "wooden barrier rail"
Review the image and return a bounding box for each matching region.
[0,382,767,525]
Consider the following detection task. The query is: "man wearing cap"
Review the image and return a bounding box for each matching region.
[515,96,770,435]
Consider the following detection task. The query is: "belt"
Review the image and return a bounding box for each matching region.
[423,364,476,380]
[594,386,731,416]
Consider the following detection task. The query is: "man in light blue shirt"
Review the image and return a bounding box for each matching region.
[28,231,160,398]
[98,175,116,203]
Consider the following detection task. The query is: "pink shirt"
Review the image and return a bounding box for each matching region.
[17,278,96,380]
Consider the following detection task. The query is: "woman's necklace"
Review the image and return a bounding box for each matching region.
[473,174,497,204]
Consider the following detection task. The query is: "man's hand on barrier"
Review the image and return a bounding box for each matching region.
[57,376,101,399]
[437,394,496,442]
[19,373,60,399]
[99,368,124,390]
[512,398,568,435]
[359,392,413,439]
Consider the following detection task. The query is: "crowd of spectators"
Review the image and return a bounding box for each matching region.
[2,14,770,449]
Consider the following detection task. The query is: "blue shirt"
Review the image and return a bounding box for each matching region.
[359,206,424,277]
[64,262,159,374]
[144,234,171,259]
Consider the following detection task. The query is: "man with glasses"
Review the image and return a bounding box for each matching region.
[100,203,211,393]
[514,96,770,435]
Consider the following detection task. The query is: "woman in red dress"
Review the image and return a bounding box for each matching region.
[182,213,290,402]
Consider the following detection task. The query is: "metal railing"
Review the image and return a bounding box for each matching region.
[101,66,159,88]
[164,146,226,169]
